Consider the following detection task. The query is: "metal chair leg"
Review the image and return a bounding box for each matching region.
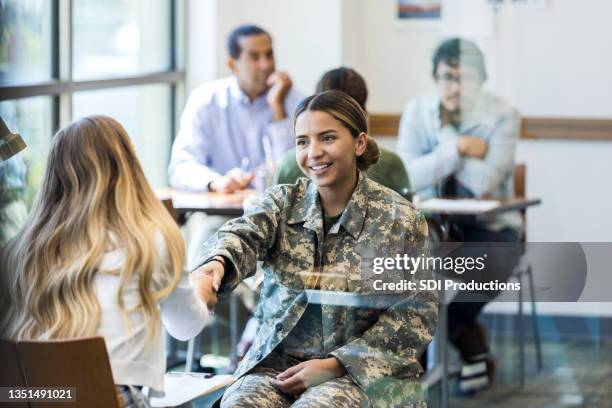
[527,264,543,371]
[440,302,449,408]
[518,271,525,387]
[185,335,196,372]
[230,294,238,368]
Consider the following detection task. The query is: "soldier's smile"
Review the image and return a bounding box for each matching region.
[308,162,333,177]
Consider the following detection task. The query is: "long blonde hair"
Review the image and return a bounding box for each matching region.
[0,115,184,342]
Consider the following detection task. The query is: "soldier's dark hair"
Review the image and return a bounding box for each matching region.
[293,90,380,171]
[227,24,271,59]
[432,38,487,81]
[315,67,368,110]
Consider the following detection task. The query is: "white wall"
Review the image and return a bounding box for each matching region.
[187,0,343,96]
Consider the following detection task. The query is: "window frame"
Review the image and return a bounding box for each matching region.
[0,0,185,139]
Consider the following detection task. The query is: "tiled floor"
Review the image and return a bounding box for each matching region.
[183,322,612,407]
[428,337,612,408]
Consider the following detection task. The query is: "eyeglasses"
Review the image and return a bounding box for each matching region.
[435,73,482,86]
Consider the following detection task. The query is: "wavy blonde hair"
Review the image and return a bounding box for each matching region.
[0,115,184,343]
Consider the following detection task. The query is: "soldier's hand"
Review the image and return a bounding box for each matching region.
[275,357,346,396]
[458,135,488,159]
[190,259,225,311]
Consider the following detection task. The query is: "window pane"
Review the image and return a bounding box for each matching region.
[72,84,172,187]
[73,0,172,80]
[0,97,54,207]
[0,0,53,84]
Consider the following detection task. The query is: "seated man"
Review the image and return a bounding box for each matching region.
[168,24,303,266]
[397,38,522,391]
[274,67,411,198]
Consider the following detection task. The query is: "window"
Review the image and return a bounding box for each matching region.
[0,0,53,85]
[0,0,183,202]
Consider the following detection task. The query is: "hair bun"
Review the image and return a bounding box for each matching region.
[357,137,380,171]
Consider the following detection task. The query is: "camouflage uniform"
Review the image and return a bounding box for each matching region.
[198,172,438,407]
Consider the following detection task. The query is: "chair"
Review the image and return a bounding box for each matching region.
[0,339,29,408]
[16,337,121,408]
[3,336,233,408]
[423,164,543,407]
[512,164,543,386]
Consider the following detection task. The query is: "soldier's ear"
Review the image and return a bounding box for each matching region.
[355,132,367,157]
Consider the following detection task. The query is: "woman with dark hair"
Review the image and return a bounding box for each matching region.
[192,91,437,407]
[274,66,411,198]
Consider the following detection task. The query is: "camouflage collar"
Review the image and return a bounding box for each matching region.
[287,172,369,240]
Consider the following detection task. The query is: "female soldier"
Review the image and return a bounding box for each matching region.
[192,91,437,407]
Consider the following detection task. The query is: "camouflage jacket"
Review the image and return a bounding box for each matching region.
[198,172,438,407]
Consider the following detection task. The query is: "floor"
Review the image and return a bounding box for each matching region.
[181,317,612,408]
[427,337,612,408]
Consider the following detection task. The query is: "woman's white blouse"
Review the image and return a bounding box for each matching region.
[94,239,209,396]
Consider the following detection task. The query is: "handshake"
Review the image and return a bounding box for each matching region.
[189,256,227,311]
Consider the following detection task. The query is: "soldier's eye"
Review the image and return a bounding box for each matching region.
[322,135,336,142]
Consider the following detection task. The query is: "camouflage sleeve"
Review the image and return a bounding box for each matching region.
[330,213,439,392]
[194,185,287,295]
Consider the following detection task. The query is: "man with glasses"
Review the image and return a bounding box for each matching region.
[397,38,522,393]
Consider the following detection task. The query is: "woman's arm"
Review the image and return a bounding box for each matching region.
[160,273,211,341]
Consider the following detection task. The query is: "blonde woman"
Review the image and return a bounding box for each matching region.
[0,116,212,407]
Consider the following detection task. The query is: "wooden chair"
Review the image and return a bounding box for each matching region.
[0,338,29,408]
[9,337,121,408]
[161,197,178,223]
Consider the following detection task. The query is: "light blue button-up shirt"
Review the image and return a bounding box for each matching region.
[397,92,522,231]
[168,76,304,191]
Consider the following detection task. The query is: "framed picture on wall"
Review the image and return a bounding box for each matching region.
[396,0,442,31]
[398,0,441,19]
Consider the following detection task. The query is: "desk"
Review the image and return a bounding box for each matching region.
[418,196,541,408]
[156,188,256,218]
[418,197,542,241]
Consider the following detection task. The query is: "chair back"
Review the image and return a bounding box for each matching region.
[514,163,526,199]
[0,338,29,407]
[161,197,178,222]
[16,337,120,408]
[514,163,527,242]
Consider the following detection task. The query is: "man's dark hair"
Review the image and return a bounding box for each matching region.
[432,38,487,80]
[227,24,270,59]
[315,67,368,110]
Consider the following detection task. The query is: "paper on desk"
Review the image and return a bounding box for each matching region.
[418,198,499,214]
[150,373,233,407]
